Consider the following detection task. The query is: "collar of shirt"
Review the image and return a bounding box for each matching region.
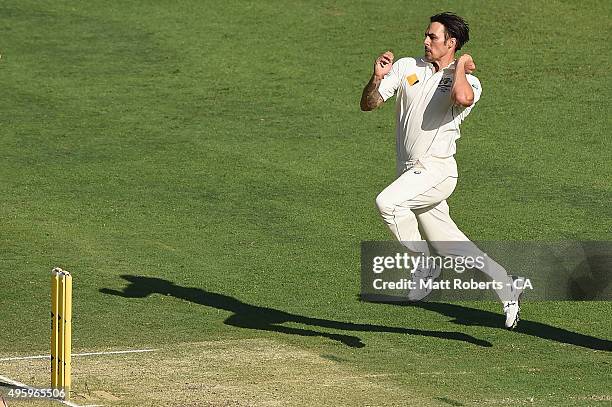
[421,58,456,73]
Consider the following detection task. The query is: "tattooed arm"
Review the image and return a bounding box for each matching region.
[360,75,384,111]
[360,51,394,111]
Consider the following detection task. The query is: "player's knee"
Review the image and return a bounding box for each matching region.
[375,192,394,217]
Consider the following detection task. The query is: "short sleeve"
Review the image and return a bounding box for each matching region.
[377,61,403,101]
[467,75,482,105]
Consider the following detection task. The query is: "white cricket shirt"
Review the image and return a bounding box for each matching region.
[378,57,482,171]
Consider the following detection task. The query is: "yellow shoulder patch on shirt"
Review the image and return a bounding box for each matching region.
[406,73,419,86]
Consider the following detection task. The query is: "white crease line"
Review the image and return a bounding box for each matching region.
[0,349,157,362]
[0,374,101,407]
[72,349,157,357]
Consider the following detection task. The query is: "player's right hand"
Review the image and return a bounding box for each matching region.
[374,51,394,79]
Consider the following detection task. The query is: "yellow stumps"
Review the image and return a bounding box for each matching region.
[64,273,72,392]
[51,271,59,389]
[51,267,72,399]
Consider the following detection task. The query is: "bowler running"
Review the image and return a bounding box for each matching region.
[360,12,524,329]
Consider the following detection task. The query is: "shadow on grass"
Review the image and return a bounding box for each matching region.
[99,275,491,348]
[401,302,612,352]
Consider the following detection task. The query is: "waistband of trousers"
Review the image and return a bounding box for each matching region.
[399,156,457,173]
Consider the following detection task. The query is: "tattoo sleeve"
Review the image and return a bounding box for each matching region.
[360,75,383,111]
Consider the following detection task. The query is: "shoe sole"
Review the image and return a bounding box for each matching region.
[508,308,520,330]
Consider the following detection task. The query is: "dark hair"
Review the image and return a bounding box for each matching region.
[430,12,470,51]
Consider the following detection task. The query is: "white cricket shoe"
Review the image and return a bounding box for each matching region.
[503,277,525,329]
[407,264,441,301]
[503,301,520,329]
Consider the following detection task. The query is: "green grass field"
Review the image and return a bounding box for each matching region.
[1,0,611,406]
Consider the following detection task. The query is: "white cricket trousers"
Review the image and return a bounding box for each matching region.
[375,157,513,302]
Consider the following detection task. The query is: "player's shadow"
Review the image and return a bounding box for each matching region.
[401,302,612,351]
[99,275,492,348]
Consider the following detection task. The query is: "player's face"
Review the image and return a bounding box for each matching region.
[423,22,454,62]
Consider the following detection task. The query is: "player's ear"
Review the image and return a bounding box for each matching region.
[448,38,456,50]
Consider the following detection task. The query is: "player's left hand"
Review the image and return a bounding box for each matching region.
[458,54,476,74]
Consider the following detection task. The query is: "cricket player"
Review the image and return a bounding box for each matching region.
[360,12,523,328]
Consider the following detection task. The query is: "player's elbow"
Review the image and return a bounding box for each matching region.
[360,103,373,112]
[452,93,473,107]
[360,98,382,111]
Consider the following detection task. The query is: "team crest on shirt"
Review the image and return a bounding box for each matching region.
[406,73,419,86]
[438,77,452,93]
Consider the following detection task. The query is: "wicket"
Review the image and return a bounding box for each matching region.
[51,267,72,399]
